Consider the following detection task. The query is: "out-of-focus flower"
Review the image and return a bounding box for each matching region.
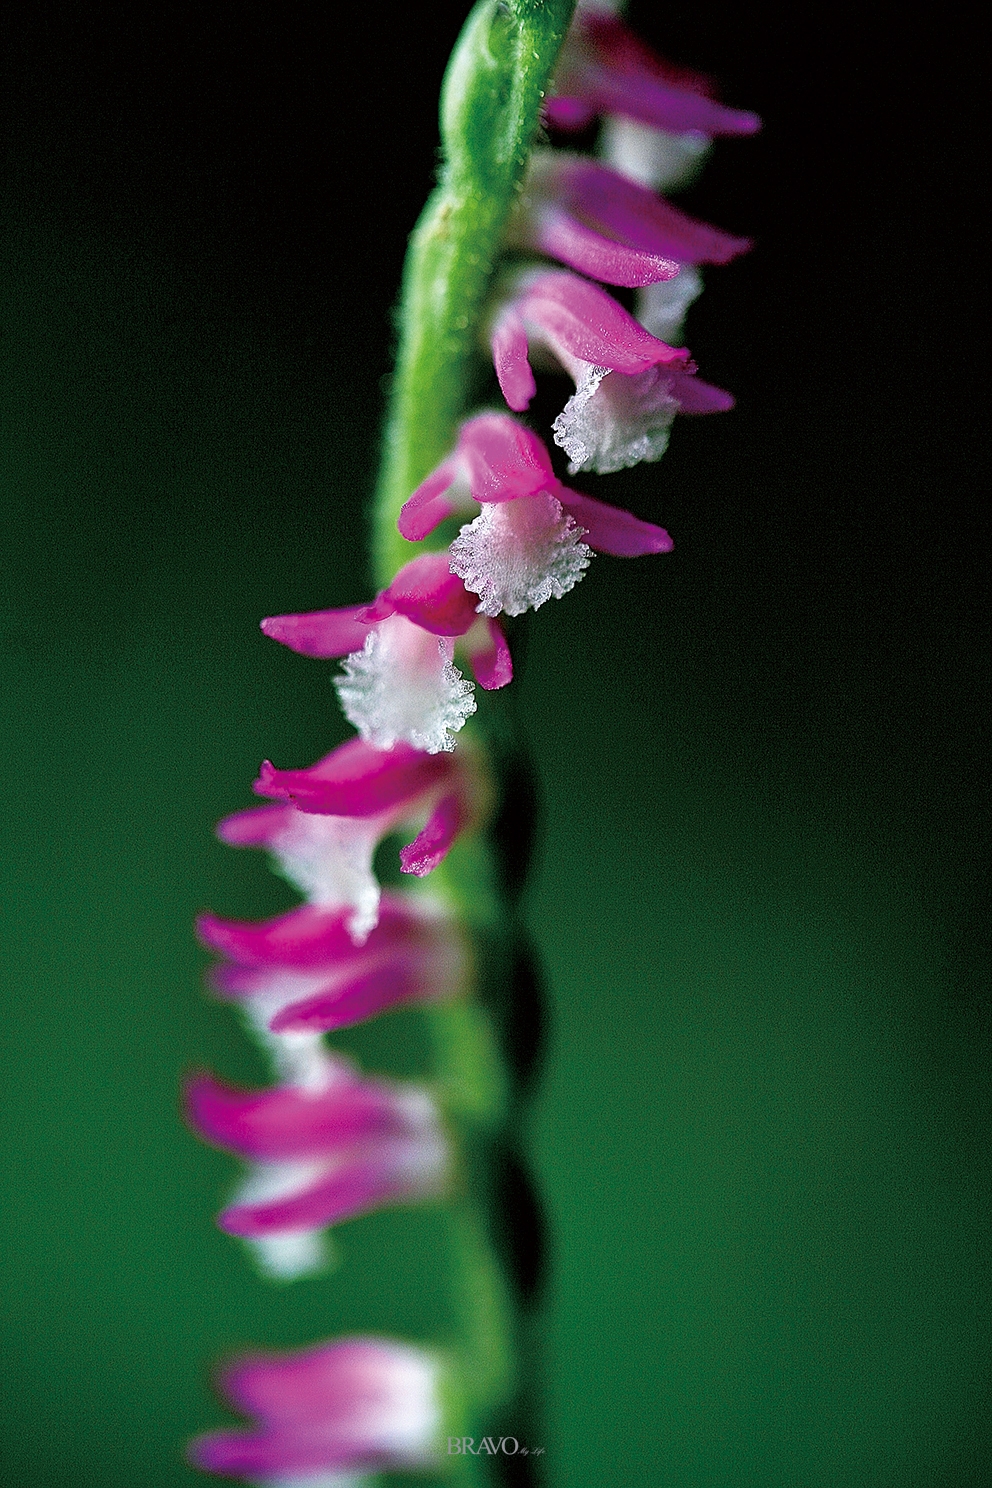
[508,150,751,289]
[189,1337,443,1481]
[489,269,732,473]
[251,737,479,883]
[545,4,760,141]
[262,555,518,754]
[197,891,467,1037]
[215,735,477,946]
[399,412,672,618]
[598,113,712,194]
[186,1053,449,1279]
[546,4,760,345]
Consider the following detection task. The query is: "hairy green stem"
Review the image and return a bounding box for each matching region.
[370,0,575,1470]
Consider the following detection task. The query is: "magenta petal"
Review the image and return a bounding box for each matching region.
[533,204,680,288]
[399,792,465,877]
[397,459,458,541]
[672,374,735,414]
[260,606,375,658]
[197,903,355,969]
[518,270,690,374]
[557,489,673,557]
[491,309,537,411]
[386,554,479,636]
[191,1423,353,1477]
[579,14,761,137]
[543,95,596,131]
[553,158,752,266]
[215,802,294,848]
[219,1150,437,1236]
[198,894,418,973]
[585,66,761,137]
[270,959,432,1034]
[466,618,513,691]
[457,413,556,501]
[189,1429,295,1476]
[187,1072,414,1159]
[254,738,452,817]
[359,589,398,623]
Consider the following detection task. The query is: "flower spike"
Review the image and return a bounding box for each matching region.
[187,3,760,1474]
[189,1337,444,1479]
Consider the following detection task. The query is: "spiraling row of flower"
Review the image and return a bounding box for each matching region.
[189,5,757,1482]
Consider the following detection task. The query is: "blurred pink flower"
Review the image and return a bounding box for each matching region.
[189,1337,443,1480]
[187,1055,448,1266]
[545,6,760,139]
[198,891,466,1035]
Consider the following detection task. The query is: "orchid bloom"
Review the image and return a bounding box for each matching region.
[187,1053,449,1280]
[213,736,478,945]
[545,3,761,143]
[198,891,467,1039]
[398,412,672,619]
[489,269,733,474]
[508,149,751,289]
[189,1337,443,1483]
[261,554,516,756]
[251,736,479,882]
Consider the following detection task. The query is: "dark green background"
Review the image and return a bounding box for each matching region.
[1,3,987,1484]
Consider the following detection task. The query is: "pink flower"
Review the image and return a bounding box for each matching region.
[261,554,517,754]
[186,1054,449,1277]
[189,1336,443,1480]
[215,737,477,945]
[198,891,467,1036]
[545,6,761,140]
[508,150,752,289]
[398,413,672,618]
[250,736,479,879]
[489,269,733,474]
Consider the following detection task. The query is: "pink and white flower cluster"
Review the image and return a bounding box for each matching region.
[190,5,756,1482]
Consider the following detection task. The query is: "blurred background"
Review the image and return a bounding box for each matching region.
[1,2,987,1484]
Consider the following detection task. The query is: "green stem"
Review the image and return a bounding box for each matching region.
[370,0,575,1465]
[373,0,576,587]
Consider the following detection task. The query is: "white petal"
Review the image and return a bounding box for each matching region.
[636,263,703,344]
[553,363,678,474]
[599,115,712,192]
[267,811,382,942]
[335,615,475,755]
[449,493,591,618]
[345,1347,442,1459]
[244,1227,332,1282]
